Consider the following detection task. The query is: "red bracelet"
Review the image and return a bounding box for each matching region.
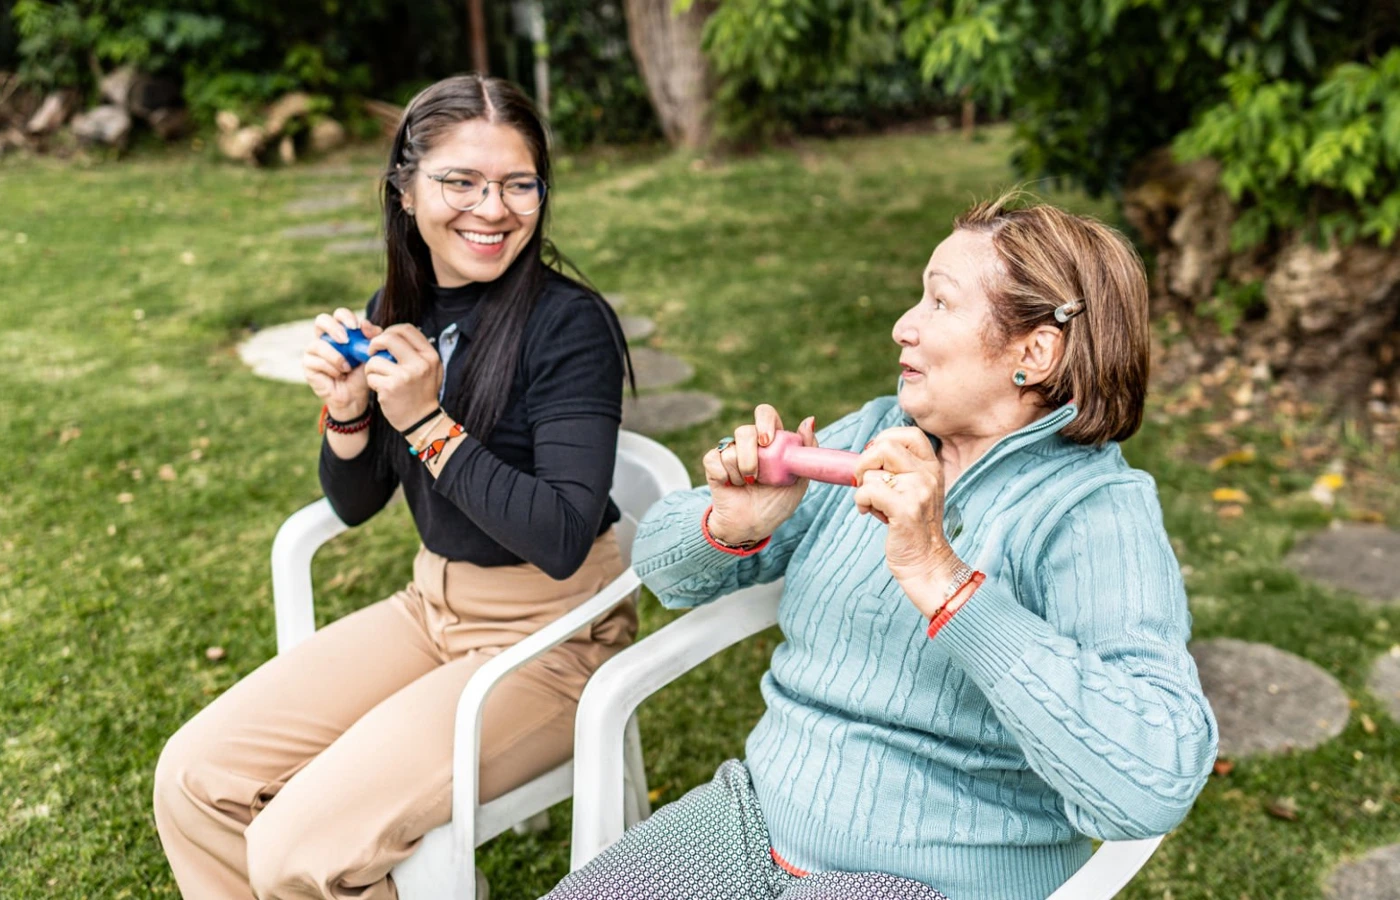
[927,570,984,639]
[416,423,466,464]
[320,405,371,435]
[701,505,771,556]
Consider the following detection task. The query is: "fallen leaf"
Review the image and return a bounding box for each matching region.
[1213,759,1235,777]
[158,464,177,481]
[1362,798,1382,815]
[205,646,226,661]
[1209,447,1257,471]
[647,788,664,803]
[1217,504,1246,519]
[180,251,196,265]
[106,524,116,536]
[189,449,203,461]
[1212,488,1251,503]
[1266,797,1299,821]
[1361,714,1377,735]
[1315,473,1345,491]
[1349,509,1386,523]
[58,427,81,445]
[116,492,134,504]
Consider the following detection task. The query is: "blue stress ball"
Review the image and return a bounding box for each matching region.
[322,326,395,368]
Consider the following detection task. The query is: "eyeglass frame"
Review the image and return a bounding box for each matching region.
[423,168,548,216]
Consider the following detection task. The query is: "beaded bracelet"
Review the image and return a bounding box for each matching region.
[406,411,449,456]
[319,405,371,435]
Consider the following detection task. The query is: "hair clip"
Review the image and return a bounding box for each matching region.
[404,124,412,144]
[1054,299,1085,323]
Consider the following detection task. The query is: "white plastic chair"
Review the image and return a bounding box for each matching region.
[570,580,1167,899]
[270,430,691,900]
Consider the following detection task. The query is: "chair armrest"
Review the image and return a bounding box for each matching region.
[271,498,348,655]
[570,580,784,869]
[1044,836,1165,900]
[449,567,647,861]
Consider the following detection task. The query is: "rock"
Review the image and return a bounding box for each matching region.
[1191,638,1350,757]
[265,91,314,137]
[1324,844,1400,900]
[309,118,347,154]
[1,126,29,154]
[26,90,77,134]
[1286,525,1400,605]
[278,134,296,165]
[217,125,267,164]
[146,107,189,141]
[70,105,132,147]
[99,65,138,107]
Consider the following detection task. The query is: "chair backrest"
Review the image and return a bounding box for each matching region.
[610,430,692,567]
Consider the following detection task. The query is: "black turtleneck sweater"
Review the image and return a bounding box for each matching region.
[319,271,625,580]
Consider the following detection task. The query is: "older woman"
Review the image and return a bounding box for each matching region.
[544,194,1218,900]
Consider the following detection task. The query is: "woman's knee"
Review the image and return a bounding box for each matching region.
[152,720,217,836]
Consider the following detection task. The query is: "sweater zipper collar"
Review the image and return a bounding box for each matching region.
[938,403,1079,508]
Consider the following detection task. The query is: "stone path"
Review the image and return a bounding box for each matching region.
[1190,638,1350,757]
[237,320,315,384]
[279,221,374,240]
[1325,844,1400,900]
[1369,647,1400,722]
[1286,524,1400,605]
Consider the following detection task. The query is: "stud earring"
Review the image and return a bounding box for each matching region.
[1012,370,1028,386]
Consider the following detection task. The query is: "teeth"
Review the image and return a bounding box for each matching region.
[460,231,505,245]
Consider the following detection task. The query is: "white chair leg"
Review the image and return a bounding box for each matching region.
[511,810,551,835]
[622,713,651,826]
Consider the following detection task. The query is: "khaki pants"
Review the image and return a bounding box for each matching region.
[154,533,632,900]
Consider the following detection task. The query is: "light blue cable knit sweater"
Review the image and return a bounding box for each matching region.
[633,397,1218,900]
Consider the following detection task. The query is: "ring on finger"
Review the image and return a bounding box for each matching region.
[880,471,898,488]
[716,436,735,453]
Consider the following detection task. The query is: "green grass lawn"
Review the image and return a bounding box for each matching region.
[2,125,1399,899]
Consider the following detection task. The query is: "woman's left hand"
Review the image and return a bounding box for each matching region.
[853,427,965,617]
[365,325,443,432]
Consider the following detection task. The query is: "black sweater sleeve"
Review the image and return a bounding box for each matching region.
[430,415,620,579]
[429,292,625,578]
[318,428,400,526]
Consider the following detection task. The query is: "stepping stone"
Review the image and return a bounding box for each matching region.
[629,347,693,390]
[619,315,655,342]
[279,221,374,240]
[1325,844,1400,900]
[1369,649,1400,722]
[623,392,722,436]
[284,192,364,215]
[325,238,383,255]
[1286,524,1400,605]
[237,320,315,384]
[1191,638,1349,757]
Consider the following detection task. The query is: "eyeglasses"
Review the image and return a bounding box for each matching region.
[425,168,547,216]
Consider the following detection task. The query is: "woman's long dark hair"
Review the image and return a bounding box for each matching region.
[371,74,631,465]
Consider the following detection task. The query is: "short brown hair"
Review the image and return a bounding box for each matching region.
[954,192,1150,445]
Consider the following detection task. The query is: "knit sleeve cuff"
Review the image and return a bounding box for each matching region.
[934,577,1055,689]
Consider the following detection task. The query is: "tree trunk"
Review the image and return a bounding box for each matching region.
[1123,148,1400,435]
[468,0,490,75]
[624,0,715,150]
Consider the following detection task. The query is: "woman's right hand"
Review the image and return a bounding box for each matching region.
[703,404,817,546]
[302,307,383,418]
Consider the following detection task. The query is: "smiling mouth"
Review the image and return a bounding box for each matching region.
[458,230,506,245]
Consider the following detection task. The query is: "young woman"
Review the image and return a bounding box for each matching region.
[154,74,633,900]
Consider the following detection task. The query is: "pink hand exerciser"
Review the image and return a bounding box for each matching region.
[756,430,860,487]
